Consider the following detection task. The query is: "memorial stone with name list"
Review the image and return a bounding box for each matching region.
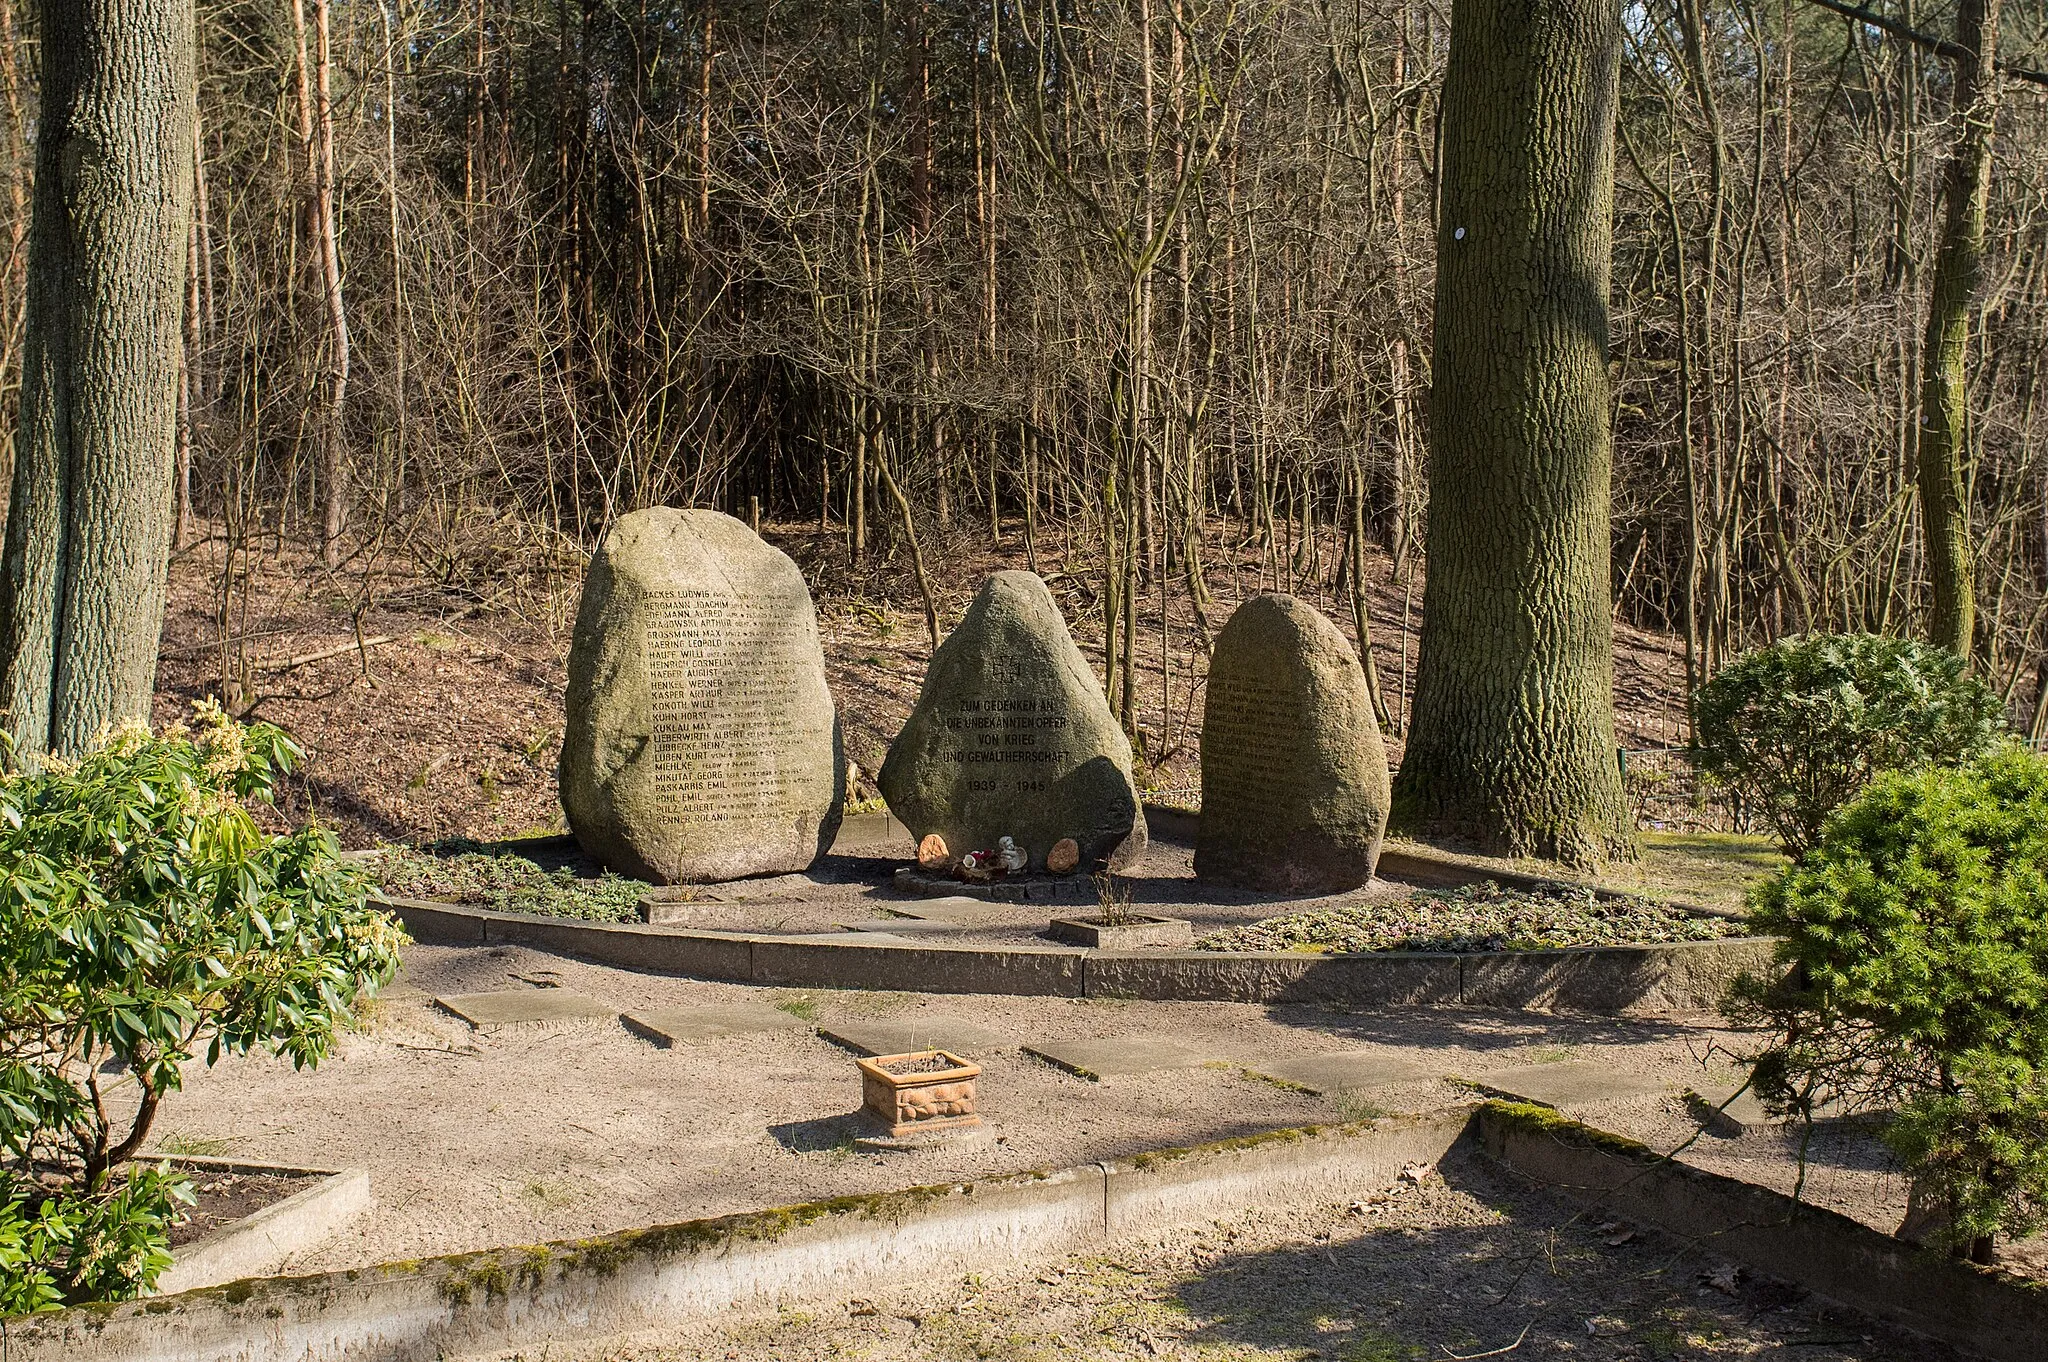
[880,571,1146,874]
[559,508,843,884]
[1195,592,1389,893]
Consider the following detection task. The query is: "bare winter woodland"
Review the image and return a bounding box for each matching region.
[2,0,2044,753]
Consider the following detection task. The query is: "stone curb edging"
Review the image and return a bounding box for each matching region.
[3,1113,1473,1362]
[1474,1102,2048,1362]
[151,1158,373,1295]
[15,1104,2043,1362]
[377,893,1779,1016]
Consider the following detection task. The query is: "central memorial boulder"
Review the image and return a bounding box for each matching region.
[559,508,843,884]
[1196,593,1389,893]
[881,571,1145,873]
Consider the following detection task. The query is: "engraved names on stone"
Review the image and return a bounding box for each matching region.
[643,587,806,825]
[1195,593,1389,893]
[1199,671,1299,809]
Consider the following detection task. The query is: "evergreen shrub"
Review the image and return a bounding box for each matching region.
[1730,746,2048,1260]
[1692,633,2003,856]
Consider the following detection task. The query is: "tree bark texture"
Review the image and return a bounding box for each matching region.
[1390,0,1632,866]
[1916,0,1999,658]
[0,0,194,755]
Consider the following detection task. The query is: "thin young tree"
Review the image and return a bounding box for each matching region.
[1916,0,2000,658]
[1391,0,1633,865]
[0,0,195,755]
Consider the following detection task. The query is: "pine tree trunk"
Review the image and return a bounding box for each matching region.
[0,0,194,755]
[1917,0,1999,658]
[1389,0,1631,866]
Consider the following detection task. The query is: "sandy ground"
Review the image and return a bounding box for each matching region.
[461,1147,1961,1362]
[149,938,1904,1277]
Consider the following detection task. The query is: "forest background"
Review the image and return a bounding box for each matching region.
[0,0,2044,841]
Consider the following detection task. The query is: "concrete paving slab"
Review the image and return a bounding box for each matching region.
[1234,1050,1438,1096]
[878,897,1010,926]
[1459,1057,1680,1110]
[621,1005,812,1048]
[433,989,617,1031]
[1684,1073,1862,1135]
[1693,1086,1781,1136]
[1024,1035,1215,1080]
[818,1017,1018,1057]
[830,810,914,852]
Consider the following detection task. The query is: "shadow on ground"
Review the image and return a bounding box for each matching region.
[1260,1002,1708,1053]
[1165,1150,1957,1362]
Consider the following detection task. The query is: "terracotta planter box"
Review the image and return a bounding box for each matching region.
[857,1050,983,1138]
[1046,914,1194,950]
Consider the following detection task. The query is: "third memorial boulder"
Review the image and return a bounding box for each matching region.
[1196,593,1388,893]
[881,571,1145,873]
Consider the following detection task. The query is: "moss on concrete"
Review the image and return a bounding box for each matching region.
[1477,1100,1660,1161]
[1126,1123,1330,1171]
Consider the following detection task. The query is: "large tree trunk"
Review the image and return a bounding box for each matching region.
[1917,0,2000,658]
[1389,0,1631,866]
[0,0,194,755]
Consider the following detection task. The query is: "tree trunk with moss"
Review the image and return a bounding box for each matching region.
[1389,0,1631,866]
[0,0,194,756]
[1917,0,1999,659]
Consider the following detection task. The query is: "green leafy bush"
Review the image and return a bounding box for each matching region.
[0,1164,192,1314]
[0,705,406,1308]
[1692,633,2004,857]
[1728,747,2048,1260]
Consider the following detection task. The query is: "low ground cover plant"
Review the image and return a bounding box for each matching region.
[1196,882,1737,954]
[1691,633,2003,857]
[0,706,405,1309]
[1729,746,2048,1263]
[377,844,647,922]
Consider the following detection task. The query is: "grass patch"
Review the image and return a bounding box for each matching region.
[154,1132,236,1157]
[1628,830,1785,912]
[519,1178,585,1209]
[1196,881,1744,954]
[775,993,822,1021]
[1332,1092,1389,1122]
[378,844,648,923]
[1382,830,1782,915]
